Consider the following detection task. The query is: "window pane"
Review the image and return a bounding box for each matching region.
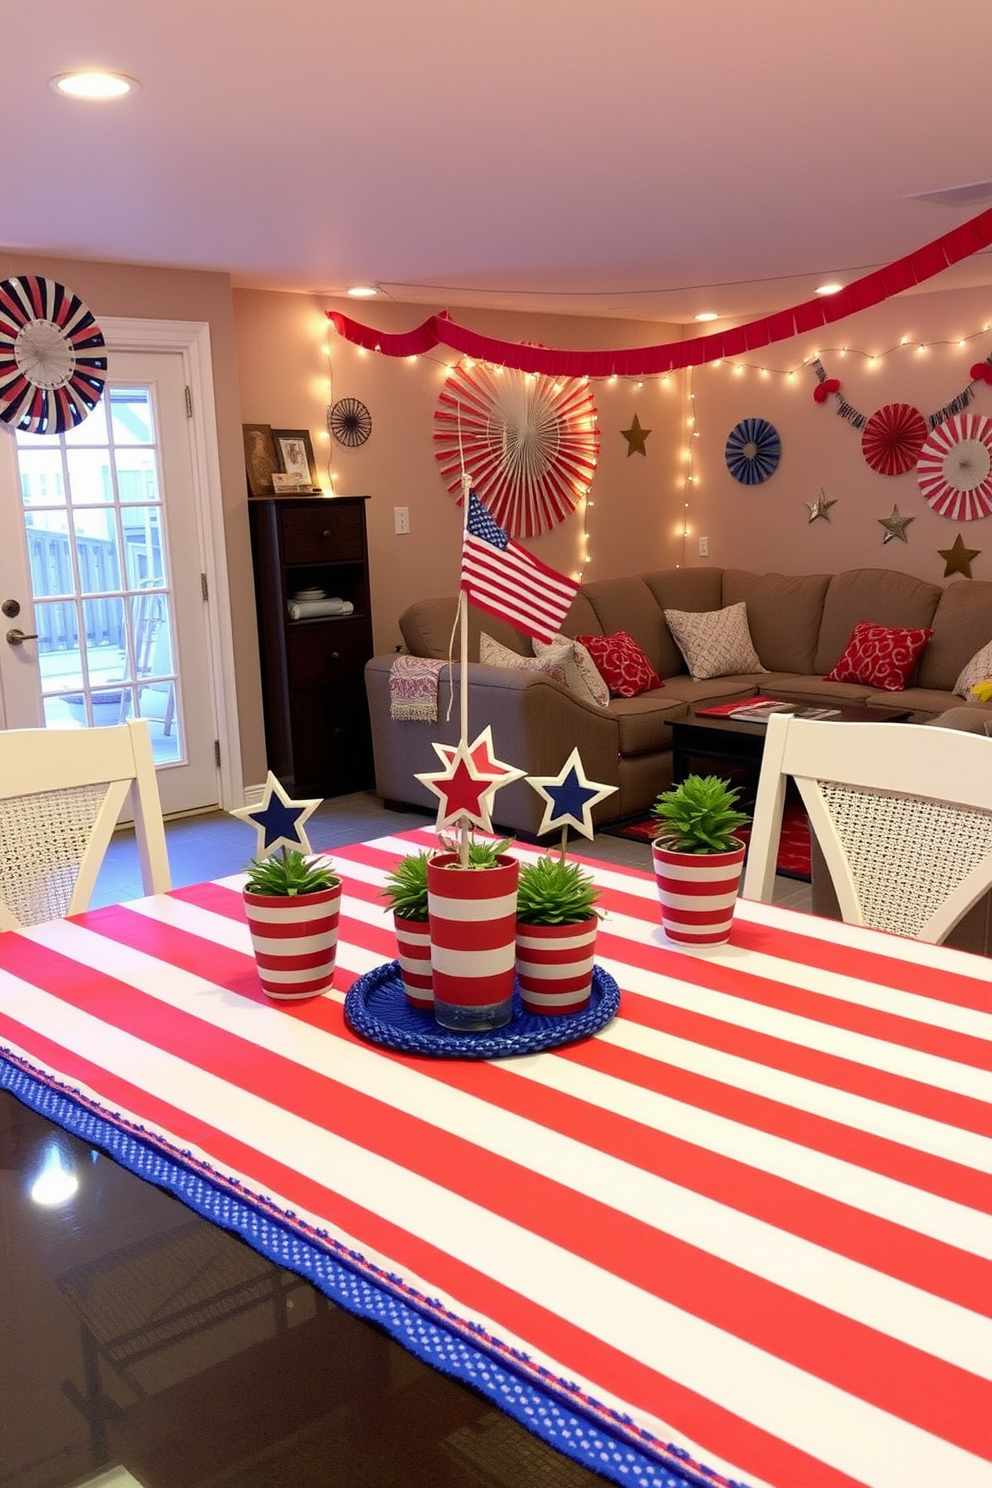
[35,601,81,689]
[122,508,166,588]
[18,448,65,507]
[116,447,160,504]
[76,512,122,595]
[63,397,108,446]
[66,447,113,504]
[131,591,173,676]
[82,596,126,687]
[25,513,73,599]
[110,387,155,445]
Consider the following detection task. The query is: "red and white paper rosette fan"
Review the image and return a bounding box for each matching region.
[0,276,107,434]
[434,360,599,537]
[917,412,992,520]
[861,402,928,477]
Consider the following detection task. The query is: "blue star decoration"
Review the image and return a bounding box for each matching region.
[230,771,322,857]
[526,748,618,839]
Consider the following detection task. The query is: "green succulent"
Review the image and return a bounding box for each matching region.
[380,850,431,921]
[516,854,603,925]
[437,832,512,867]
[244,847,340,897]
[651,774,750,855]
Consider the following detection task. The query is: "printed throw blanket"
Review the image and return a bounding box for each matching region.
[389,654,445,721]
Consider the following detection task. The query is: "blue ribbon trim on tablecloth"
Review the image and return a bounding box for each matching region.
[0,1047,751,1488]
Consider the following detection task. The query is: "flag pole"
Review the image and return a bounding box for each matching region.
[458,428,471,868]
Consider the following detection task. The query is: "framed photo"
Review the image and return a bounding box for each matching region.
[243,423,279,497]
[272,428,318,490]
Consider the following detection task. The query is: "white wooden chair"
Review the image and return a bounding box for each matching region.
[741,712,992,942]
[0,719,171,931]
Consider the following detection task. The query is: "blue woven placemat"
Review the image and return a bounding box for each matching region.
[344,962,620,1058]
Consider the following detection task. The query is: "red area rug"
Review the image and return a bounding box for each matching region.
[602,800,811,881]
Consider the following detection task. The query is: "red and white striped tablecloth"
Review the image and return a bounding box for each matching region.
[0,828,989,1488]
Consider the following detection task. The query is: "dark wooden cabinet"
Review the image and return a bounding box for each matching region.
[248,495,373,796]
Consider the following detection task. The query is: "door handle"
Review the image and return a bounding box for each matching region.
[6,628,39,646]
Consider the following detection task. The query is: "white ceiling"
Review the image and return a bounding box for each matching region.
[7,0,992,324]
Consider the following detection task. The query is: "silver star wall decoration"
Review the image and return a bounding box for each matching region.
[878,505,915,544]
[805,488,837,523]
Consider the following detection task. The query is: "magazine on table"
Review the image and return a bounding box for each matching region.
[696,697,841,723]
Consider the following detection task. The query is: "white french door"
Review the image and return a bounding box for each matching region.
[0,346,220,815]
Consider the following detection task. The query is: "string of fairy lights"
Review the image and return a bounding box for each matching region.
[321,316,992,582]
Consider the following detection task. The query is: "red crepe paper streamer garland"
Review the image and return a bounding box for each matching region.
[329,206,992,376]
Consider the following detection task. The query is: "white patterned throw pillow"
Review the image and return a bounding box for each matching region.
[480,632,569,685]
[953,638,992,698]
[532,633,610,707]
[663,602,766,680]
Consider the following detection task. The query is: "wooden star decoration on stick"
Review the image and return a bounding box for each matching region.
[805,488,837,523]
[416,733,522,833]
[938,533,981,578]
[431,728,527,823]
[230,771,322,857]
[878,505,915,544]
[527,748,618,840]
[621,413,651,457]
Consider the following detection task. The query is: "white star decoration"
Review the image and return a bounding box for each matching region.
[230,771,322,858]
[526,748,618,840]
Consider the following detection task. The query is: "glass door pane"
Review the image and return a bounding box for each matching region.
[17,385,182,766]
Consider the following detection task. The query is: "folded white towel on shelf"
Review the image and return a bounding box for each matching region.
[287,597,354,619]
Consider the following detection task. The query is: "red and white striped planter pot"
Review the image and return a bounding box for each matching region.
[515,916,599,1015]
[427,853,519,1031]
[651,839,745,947]
[393,913,433,1008]
[242,883,341,1001]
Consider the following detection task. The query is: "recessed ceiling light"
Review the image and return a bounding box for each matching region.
[694,311,719,322]
[816,282,844,296]
[346,285,379,299]
[50,70,138,99]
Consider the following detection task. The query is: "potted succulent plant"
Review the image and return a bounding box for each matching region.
[380,850,434,1008]
[427,833,519,1032]
[242,847,342,1001]
[515,853,603,1015]
[650,774,750,946]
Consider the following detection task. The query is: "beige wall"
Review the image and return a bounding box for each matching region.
[7,252,990,800]
[233,291,686,654]
[688,283,992,582]
[0,249,268,786]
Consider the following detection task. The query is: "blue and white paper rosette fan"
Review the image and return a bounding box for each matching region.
[725,417,781,485]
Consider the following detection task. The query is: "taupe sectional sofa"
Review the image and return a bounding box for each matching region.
[364,566,992,837]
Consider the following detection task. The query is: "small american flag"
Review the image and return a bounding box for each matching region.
[460,491,579,644]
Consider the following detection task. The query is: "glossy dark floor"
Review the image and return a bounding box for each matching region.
[1,793,809,1488]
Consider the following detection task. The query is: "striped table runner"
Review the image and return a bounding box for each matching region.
[0,827,989,1488]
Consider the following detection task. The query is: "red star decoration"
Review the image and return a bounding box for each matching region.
[416,736,522,831]
[433,725,524,784]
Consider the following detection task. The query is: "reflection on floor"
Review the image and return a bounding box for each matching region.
[2,790,809,1488]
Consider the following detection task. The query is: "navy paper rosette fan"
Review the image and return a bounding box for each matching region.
[0,276,107,434]
[725,416,781,485]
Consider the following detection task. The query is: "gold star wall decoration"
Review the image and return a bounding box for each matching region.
[805,488,836,522]
[938,533,980,578]
[621,413,651,456]
[878,506,915,544]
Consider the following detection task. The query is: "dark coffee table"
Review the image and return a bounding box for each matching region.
[670,700,913,795]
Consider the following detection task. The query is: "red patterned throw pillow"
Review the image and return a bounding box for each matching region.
[824,622,933,691]
[575,631,663,698]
